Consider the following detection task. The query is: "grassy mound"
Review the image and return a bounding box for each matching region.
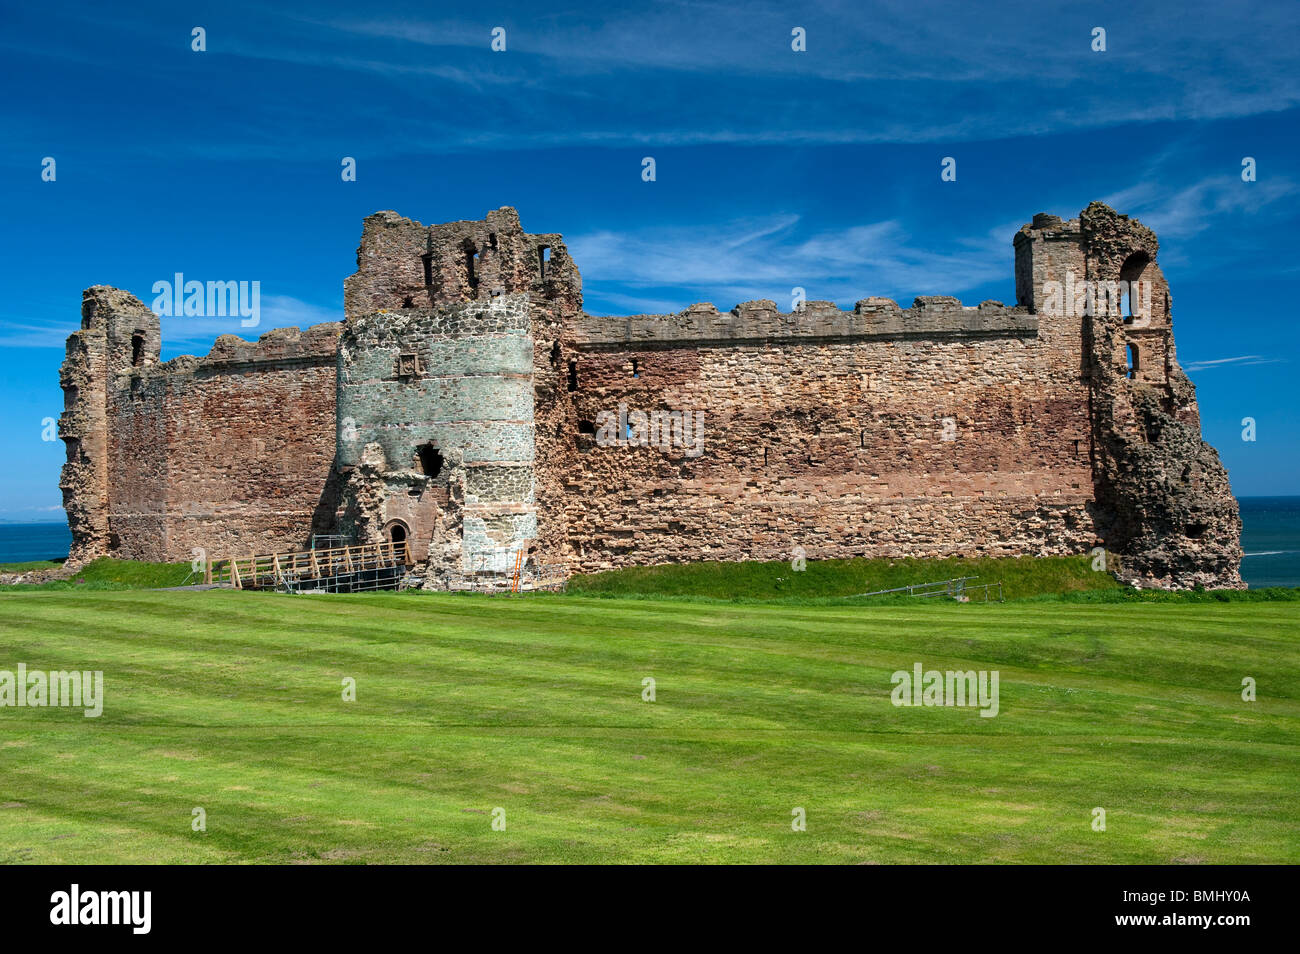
[0,560,63,573]
[568,554,1126,601]
[0,557,192,590]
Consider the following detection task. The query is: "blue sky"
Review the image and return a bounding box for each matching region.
[2,0,1298,519]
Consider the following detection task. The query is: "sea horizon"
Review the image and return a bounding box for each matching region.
[5,495,1299,587]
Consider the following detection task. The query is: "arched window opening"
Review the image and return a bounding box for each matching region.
[1118,252,1151,323]
[131,332,145,367]
[384,521,410,547]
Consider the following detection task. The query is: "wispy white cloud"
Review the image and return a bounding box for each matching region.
[0,320,75,349]
[1104,174,1299,242]
[1183,354,1285,372]
[162,296,342,356]
[572,213,1009,313]
[17,1,1292,159]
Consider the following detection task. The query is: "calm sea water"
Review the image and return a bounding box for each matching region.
[3,497,1299,586]
[1237,496,1300,589]
[0,521,72,564]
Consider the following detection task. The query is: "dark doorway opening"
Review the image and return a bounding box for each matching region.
[416,443,444,478]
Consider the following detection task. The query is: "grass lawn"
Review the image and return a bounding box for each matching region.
[0,584,1296,864]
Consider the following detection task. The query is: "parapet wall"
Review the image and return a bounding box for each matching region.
[567,297,1036,350]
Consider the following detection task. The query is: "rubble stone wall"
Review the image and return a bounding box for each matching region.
[546,302,1096,572]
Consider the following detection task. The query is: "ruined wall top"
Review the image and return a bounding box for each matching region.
[339,203,1158,351]
[1014,203,1158,264]
[343,207,582,319]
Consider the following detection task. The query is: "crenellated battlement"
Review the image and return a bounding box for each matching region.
[569,297,1036,350]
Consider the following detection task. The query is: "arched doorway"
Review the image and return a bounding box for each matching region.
[383,519,410,548]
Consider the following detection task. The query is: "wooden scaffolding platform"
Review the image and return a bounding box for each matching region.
[216,541,414,593]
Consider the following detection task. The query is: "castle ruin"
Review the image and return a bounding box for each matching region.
[58,202,1243,589]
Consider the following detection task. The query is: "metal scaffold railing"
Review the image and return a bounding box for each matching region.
[427,544,568,593]
[851,576,1004,602]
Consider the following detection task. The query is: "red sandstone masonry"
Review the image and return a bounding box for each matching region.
[61,291,341,565]
[550,312,1095,571]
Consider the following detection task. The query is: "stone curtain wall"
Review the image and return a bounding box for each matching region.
[60,288,341,565]
[544,298,1098,572]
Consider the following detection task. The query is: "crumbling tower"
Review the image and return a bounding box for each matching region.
[58,287,161,564]
[335,208,581,578]
[1016,204,1242,587]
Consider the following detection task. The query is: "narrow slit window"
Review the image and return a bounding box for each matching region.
[465,242,479,294]
[567,360,578,392]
